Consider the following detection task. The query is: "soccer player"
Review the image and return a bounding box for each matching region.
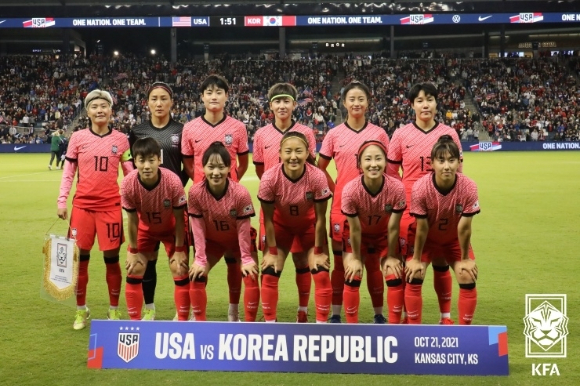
[405,135,479,325]
[57,90,133,330]
[258,131,332,323]
[128,82,187,320]
[48,129,63,170]
[386,82,463,324]
[253,83,316,323]
[188,142,260,322]
[181,75,250,321]
[341,141,406,323]
[121,137,190,321]
[318,81,390,323]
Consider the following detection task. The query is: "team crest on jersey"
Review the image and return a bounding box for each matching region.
[305,192,314,201]
[455,204,463,213]
[333,223,340,233]
[117,329,140,363]
[111,145,118,155]
[224,134,233,146]
[230,209,237,218]
[163,199,171,208]
[171,134,180,145]
[384,204,393,213]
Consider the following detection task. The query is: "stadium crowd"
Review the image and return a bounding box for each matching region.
[2,54,580,145]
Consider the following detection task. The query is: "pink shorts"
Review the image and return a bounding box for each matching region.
[69,206,124,251]
[261,223,315,254]
[406,241,476,263]
[342,221,389,258]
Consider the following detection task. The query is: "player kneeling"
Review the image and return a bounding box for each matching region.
[341,141,406,324]
[188,142,260,322]
[258,132,332,323]
[121,138,191,321]
[405,135,480,325]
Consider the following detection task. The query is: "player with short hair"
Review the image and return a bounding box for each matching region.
[181,74,251,321]
[57,89,133,330]
[258,131,332,323]
[128,82,187,320]
[341,141,406,323]
[405,135,479,325]
[121,137,190,321]
[318,81,390,323]
[253,82,317,323]
[387,82,464,324]
[188,142,260,322]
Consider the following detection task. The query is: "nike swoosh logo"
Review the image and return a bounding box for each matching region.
[195,139,202,143]
[406,145,413,148]
[265,145,272,149]
[0,21,5,25]
[478,16,492,21]
[14,146,26,151]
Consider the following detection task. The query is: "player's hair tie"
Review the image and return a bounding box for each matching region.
[357,140,387,161]
[147,82,173,99]
[280,134,309,149]
[270,94,295,102]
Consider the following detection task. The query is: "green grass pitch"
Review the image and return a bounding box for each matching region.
[0,152,578,385]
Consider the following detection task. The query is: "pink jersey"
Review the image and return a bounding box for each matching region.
[387,121,463,202]
[253,121,316,172]
[410,173,480,244]
[258,163,332,229]
[319,121,389,214]
[188,178,255,242]
[181,115,249,183]
[64,128,131,211]
[121,167,187,233]
[341,174,406,235]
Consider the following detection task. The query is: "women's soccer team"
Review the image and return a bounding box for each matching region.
[57,76,480,330]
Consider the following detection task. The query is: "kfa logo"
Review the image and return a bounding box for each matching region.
[224,134,233,146]
[56,243,67,267]
[523,294,568,358]
[118,327,140,363]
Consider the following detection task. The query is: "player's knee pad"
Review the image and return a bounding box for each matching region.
[262,266,282,278]
[126,276,143,285]
[409,278,424,286]
[386,278,403,287]
[311,266,329,274]
[224,257,237,265]
[433,264,450,272]
[174,277,190,286]
[104,256,119,264]
[459,282,476,290]
[344,277,362,288]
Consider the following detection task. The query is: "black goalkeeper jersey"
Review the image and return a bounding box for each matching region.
[129,119,188,185]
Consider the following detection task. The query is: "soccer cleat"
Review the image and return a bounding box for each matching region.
[48,165,52,170]
[228,312,240,322]
[107,308,122,320]
[73,307,90,330]
[56,166,61,170]
[328,314,342,323]
[142,308,156,321]
[374,314,387,324]
[296,310,308,323]
[439,317,455,325]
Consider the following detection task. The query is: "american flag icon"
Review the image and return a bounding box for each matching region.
[172,16,191,27]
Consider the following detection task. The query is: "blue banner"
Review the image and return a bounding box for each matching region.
[466,141,580,152]
[0,144,51,153]
[88,321,509,375]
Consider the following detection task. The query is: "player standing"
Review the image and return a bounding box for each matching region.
[405,136,479,325]
[121,138,190,321]
[318,81,390,323]
[57,90,133,330]
[341,141,406,323]
[188,142,260,322]
[386,82,463,324]
[181,75,250,322]
[253,83,317,323]
[258,132,332,323]
[128,82,187,320]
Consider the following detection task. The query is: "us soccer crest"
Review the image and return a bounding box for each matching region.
[523,294,569,358]
[111,145,118,155]
[224,134,233,146]
[117,327,140,363]
[455,204,463,213]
